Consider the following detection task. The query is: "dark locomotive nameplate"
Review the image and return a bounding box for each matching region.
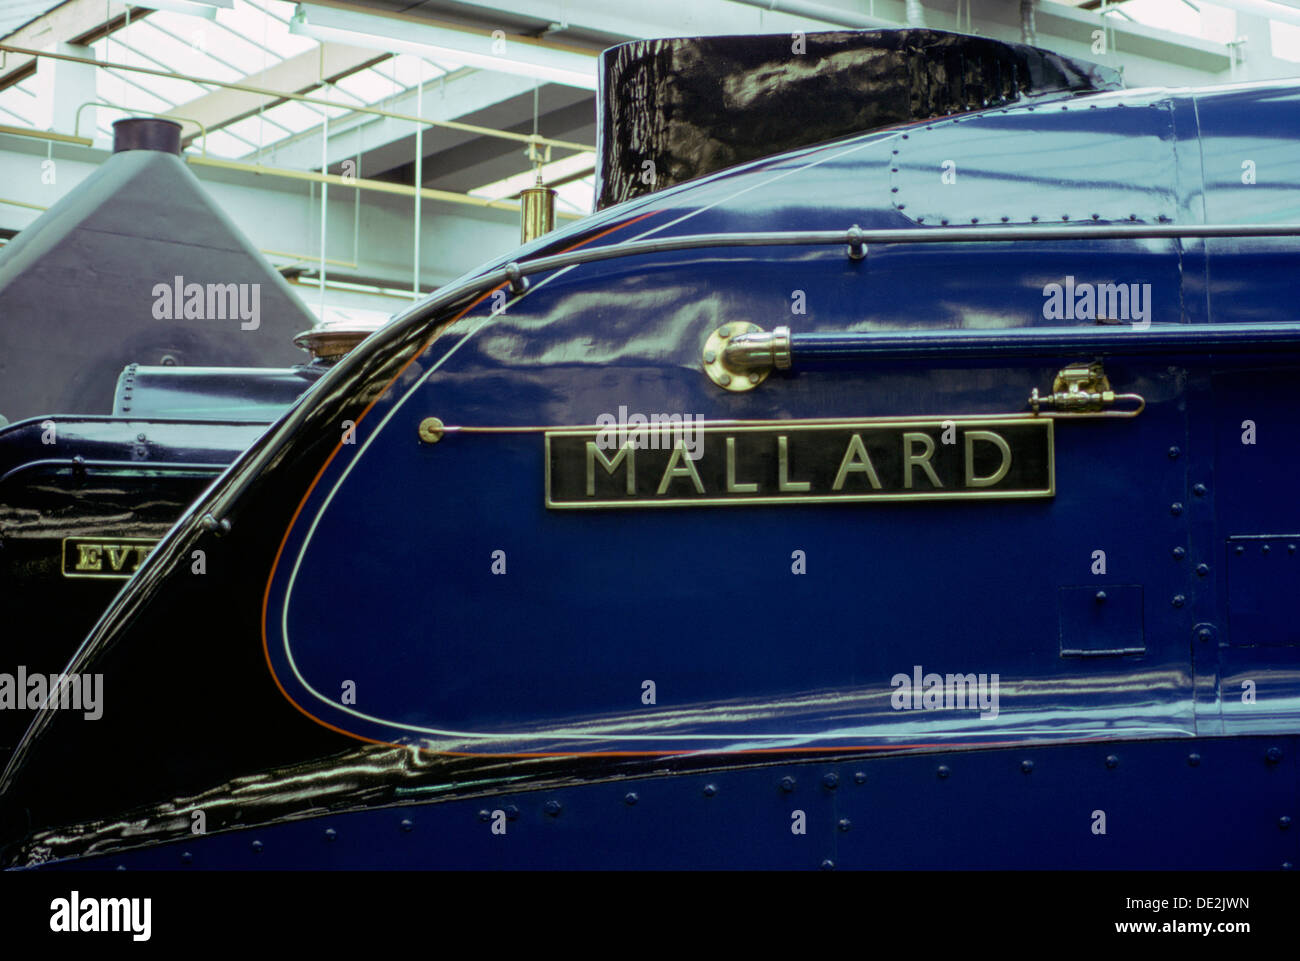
[545,417,1054,508]
[62,537,156,578]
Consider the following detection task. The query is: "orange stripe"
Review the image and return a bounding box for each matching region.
[261,211,665,753]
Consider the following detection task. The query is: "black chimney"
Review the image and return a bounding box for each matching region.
[112,117,182,155]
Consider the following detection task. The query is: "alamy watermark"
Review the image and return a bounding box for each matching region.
[890,665,1000,719]
[151,275,260,330]
[0,667,102,719]
[1042,276,1151,328]
[595,405,704,460]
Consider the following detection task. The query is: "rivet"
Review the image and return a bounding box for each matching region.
[1168,446,1180,459]
[853,771,866,784]
[1188,753,1201,767]
[1280,816,1293,830]
[1266,746,1283,764]
[325,828,337,841]
[251,840,263,853]
[181,851,193,864]
[1021,759,1034,774]
[779,776,796,793]
[971,218,979,224]
[1105,754,1119,769]
[1170,502,1184,516]
[941,219,949,225]
[1172,547,1185,559]
[1235,545,1246,555]
[1172,595,1185,608]
[136,433,147,442]
[1091,213,1100,220]
[624,792,639,805]
[837,818,851,832]
[1262,544,1271,554]
[702,784,717,797]
[505,805,519,820]
[891,187,899,193]
[1062,214,1070,221]
[1193,483,1207,497]
[703,349,716,364]
[820,859,835,871]
[1001,216,1009,222]
[718,373,732,387]
[478,809,491,822]
[400,819,413,832]
[1030,216,1039,222]
[1095,590,1106,603]
[718,326,731,338]
[1289,544,1297,554]
[901,133,908,139]
[1198,628,1212,643]
[822,772,838,789]
[544,800,562,816]
[937,765,951,779]
[1196,563,1209,577]
[748,372,760,384]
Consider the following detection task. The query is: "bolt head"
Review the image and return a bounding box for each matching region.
[504,805,519,820]
[718,373,732,387]
[1196,563,1209,577]
[181,851,193,864]
[1095,590,1107,603]
[251,840,263,853]
[544,800,562,816]
[937,765,951,779]
[853,771,867,785]
[1188,753,1201,767]
[1172,594,1186,608]
[325,828,338,841]
[478,809,491,822]
[702,784,717,797]
[837,818,851,832]
[718,326,732,338]
[1105,754,1119,769]
[1021,759,1034,774]
[820,859,835,871]
[1168,446,1181,459]
[399,819,413,832]
[1193,483,1207,496]
[1172,547,1185,559]
[624,792,639,806]
[1267,746,1284,764]
[779,776,796,793]
[703,349,716,364]
[1280,816,1293,830]
[1171,502,1184,516]
[822,772,838,789]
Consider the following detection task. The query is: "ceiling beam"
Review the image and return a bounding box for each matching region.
[0,0,143,91]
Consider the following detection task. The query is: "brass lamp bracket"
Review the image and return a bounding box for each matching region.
[702,323,792,392]
[1030,361,1118,413]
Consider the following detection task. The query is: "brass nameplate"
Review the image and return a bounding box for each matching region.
[545,417,1054,509]
[62,537,156,579]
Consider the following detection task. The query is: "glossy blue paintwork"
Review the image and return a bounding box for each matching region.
[8,76,1300,870]
[261,79,1300,759]
[36,736,1299,870]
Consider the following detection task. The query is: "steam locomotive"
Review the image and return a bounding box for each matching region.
[1,28,1296,870]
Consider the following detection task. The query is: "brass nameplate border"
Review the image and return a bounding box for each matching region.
[545,416,1055,509]
[61,537,157,579]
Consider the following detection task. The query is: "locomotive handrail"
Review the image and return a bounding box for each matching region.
[203,220,1300,525]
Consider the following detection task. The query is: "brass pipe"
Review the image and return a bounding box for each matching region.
[0,123,92,146]
[186,153,583,219]
[0,43,595,153]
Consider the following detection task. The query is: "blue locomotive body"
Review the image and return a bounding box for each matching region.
[2,61,1298,870]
